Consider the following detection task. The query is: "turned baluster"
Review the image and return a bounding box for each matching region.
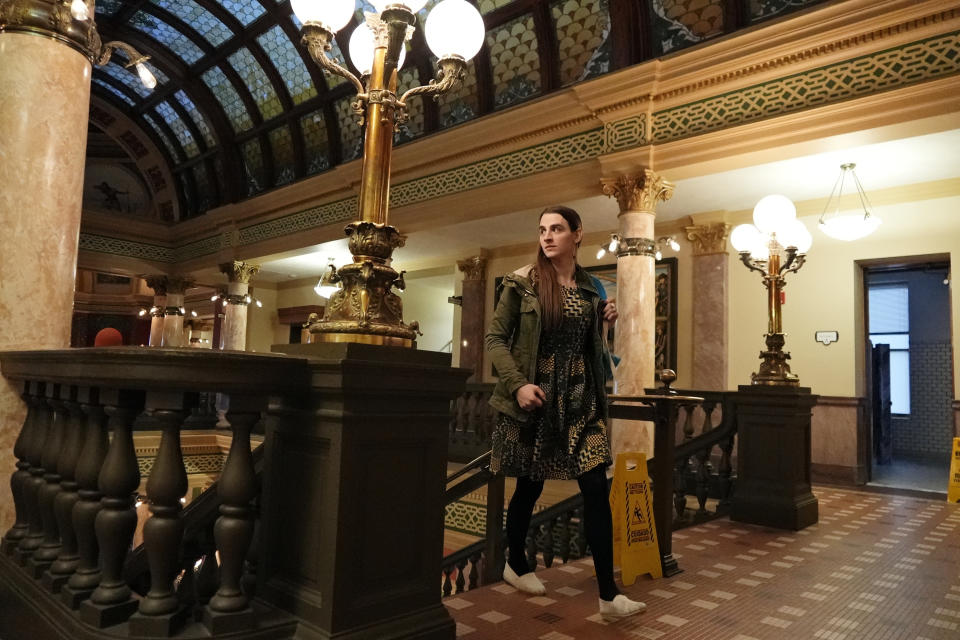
[542,518,555,568]
[3,381,39,552]
[136,392,188,620]
[33,385,69,568]
[442,567,454,597]
[717,433,735,509]
[83,390,141,627]
[17,382,51,556]
[207,399,262,615]
[468,551,481,590]
[673,461,688,523]
[241,503,261,599]
[64,387,110,605]
[47,386,86,587]
[455,558,467,594]
[694,401,715,516]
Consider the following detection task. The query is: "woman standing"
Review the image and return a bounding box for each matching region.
[485,206,645,620]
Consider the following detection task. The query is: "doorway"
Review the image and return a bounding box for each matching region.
[864,259,953,494]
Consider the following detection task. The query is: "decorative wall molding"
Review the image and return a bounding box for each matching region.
[685,223,731,256]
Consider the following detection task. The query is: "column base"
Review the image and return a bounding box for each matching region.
[732,492,819,531]
[79,597,139,628]
[661,554,683,578]
[40,569,70,593]
[61,583,94,609]
[202,606,255,635]
[294,604,455,640]
[128,607,190,637]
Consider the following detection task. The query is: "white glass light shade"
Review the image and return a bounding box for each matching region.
[779,219,813,253]
[819,213,882,241]
[730,224,762,253]
[425,0,485,60]
[314,282,340,298]
[70,0,89,21]
[596,247,606,260]
[348,24,406,75]
[669,238,680,252]
[752,194,796,236]
[371,0,429,12]
[135,62,157,89]
[292,0,354,31]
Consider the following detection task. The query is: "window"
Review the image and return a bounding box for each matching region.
[868,283,910,414]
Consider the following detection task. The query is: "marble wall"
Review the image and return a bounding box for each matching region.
[810,396,867,485]
[0,33,92,529]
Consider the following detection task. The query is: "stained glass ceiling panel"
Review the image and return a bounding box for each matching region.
[92,79,135,106]
[97,62,152,99]
[151,0,234,47]
[154,101,201,158]
[257,25,317,105]
[95,0,122,16]
[227,47,283,120]
[174,91,217,148]
[202,65,254,132]
[131,11,207,64]
[215,0,266,26]
[142,112,182,161]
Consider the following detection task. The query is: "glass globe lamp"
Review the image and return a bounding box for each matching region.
[292,0,354,31]
[752,194,796,236]
[425,0,486,60]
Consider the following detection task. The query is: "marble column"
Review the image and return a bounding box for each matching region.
[0,24,94,530]
[144,276,167,347]
[685,223,731,391]
[601,171,674,460]
[218,261,260,351]
[161,277,195,348]
[457,255,488,382]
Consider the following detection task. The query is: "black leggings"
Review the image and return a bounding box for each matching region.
[505,465,619,600]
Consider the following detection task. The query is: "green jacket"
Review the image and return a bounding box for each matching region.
[485,264,610,423]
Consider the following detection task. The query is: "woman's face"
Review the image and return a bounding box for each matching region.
[539,212,582,261]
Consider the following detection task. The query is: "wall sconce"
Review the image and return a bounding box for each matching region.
[731,195,812,386]
[314,258,341,299]
[597,233,679,260]
[818,163,881,241]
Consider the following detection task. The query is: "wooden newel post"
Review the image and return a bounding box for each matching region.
[650,398,682,577]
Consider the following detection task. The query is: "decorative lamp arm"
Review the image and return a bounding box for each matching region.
[96,40,148,68]
[738,251,767,276]
[398,55,466,107]
[782,252,806,275]
[301,23,365,96]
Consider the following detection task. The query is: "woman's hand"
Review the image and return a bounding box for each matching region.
[515,384,546,411]
[603,299,618,323]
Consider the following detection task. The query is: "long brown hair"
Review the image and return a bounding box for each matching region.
[534,205,582,331]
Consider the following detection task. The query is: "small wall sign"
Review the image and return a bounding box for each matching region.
[815,331,839,345]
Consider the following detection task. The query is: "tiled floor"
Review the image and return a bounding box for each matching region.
[444,487,960,639]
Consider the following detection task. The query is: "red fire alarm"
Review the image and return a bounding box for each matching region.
[780,291,786,304]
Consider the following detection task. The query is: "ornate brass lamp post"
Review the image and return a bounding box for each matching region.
[730,195,812,386]
[292,0,485,346]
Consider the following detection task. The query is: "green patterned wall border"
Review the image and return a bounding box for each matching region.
[138,452,226,476]
[652,31,960,144]
[85,30,960,264]
[79,233,175,263]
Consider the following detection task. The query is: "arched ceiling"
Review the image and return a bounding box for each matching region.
[89,0,824,220]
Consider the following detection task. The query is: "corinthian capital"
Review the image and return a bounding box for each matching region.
[685,223,731,256]
[219,260,261,284]
[457,255,488,281]
[601,170,675,214]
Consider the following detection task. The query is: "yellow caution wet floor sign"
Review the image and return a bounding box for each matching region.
[948,438,960,503]
[609,452,662,585]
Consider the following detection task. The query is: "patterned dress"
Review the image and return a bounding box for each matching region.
[491,285,612,481]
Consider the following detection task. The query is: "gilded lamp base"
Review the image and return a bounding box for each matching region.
[307,221,420,347]
[751,333,799,386]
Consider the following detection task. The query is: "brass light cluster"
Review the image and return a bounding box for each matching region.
[730,195,813,386]
[0,0,155,90]
[293,0,485,346]
[596,234,680,261]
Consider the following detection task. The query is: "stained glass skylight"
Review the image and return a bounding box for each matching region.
[228,48,283,121]
[193,163,213,212]
[336,98,363,162]
[202,66,253,132]
[95,0,122,16]
[143,112,183,161]
[216,0,266,26]
[174,91,217,148]
[92,79,136,106]
[300,110,330,175]
[487,14,542,109]
[151,0,233,47]
[97,62,152,98]
[240,138,266,196]
[142,61,170,86]
[268,126,296,186]
[131,11,207,65]
[154,102,200,158]
[257,25,317,105]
